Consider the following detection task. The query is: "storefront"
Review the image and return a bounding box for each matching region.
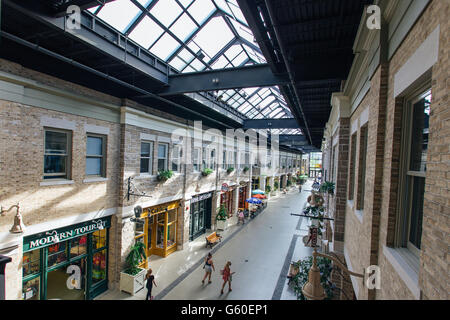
[238,184,249,211]
[189,192,212,241]
[135,200,181,261]
[220,184,235,217]
[21,216,110,300]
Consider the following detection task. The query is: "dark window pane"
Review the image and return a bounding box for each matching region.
[86,157,101,175]
[410,95,431,172]
[87,136,103,156]
[158,159,166,171]
[44,155,66,174]
[140,158,149,173]
[45,131,67,154]
[409,176,425,249]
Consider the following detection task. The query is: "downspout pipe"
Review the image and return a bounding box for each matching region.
[0,31,234,129]
[263,0,314,146]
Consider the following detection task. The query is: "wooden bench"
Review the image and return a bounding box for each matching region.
[205,232,222,248]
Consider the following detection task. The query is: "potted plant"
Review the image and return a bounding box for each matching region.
[216,205,228,230]
[265,185,271,194]
[243,166,249,173]
[288,256,333,300]
[157,170,173,182]
[320,181,335,195]
[287,180,292,187]
[201,168,214,176]
[227,167,235,174]
[120,242,147,295]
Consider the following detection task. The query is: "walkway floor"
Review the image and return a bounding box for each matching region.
[97,180,314,300]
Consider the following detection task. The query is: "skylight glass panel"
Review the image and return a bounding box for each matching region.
[211,56,230,69]
[150,0,183,28]
[224,44,242,61]
[192,17,234,58]
[213,0,234,16]
[87,6,99,13]
[169,56,187,71]
[178,48,195,62]
[136,0,151,6]
[228,1,247,24]
[231,51,248,66]
[96,0,141,33]
[188,0,216,24]
[184,65,196,73]
[178,0,194,8]
[189,58,206,71]
[128,15,164,49]
[230,18,254,43]
[170,13,197,41]
[150,33,180,60]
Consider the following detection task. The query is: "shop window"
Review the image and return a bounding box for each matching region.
[140,141,153,174]
[93,229,107,250]
[22,277,40,300]
[70,235,87,259]
[92,250,107,284]
[167,224,176,248]
[348,133,357,200]
[397,89,431,256]
[44,129,71,180]
[47,240,67,268]
[157,224,165,249]
[23,249,40,278]
[86,134,106,177]
[356,125,368,210]
[158,143,168,171]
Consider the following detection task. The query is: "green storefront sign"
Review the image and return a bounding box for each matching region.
[23,217,111,252]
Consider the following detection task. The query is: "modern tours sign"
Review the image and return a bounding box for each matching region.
[23,216,111,252]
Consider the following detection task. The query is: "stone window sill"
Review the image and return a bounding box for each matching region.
[40,180,75,186]
[354,209,363,223]
[135,174,156,180]
[83,177,108,183]
[382,245,420,299]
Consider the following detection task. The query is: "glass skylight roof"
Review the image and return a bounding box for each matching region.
[87,0,296,122]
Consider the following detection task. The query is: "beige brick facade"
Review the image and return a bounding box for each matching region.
[322,0,449,300]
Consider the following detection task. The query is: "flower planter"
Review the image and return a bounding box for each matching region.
[120,268,146,295]
[216,219,227,231]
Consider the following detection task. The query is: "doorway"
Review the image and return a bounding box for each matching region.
[46,258,86,300]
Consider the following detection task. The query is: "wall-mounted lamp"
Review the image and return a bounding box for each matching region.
[212,78,219,84]
[0,204,26,234]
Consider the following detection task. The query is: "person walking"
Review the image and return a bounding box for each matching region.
[238,209,245,225]
[145,268,157,300]
[220,261,235,294]
[202,253,215,284]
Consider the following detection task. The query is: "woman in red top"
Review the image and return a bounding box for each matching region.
[220,261,235,294]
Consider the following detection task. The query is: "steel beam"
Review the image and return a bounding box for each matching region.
[158,64,289,96]
[243,118,299,129]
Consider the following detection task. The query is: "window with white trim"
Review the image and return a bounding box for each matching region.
[44,129,71,180]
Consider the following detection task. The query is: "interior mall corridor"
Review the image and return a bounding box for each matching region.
[98,181,314,300]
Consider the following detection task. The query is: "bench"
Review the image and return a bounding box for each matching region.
[205,232,222,248]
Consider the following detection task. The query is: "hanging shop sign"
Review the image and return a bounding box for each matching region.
[303,226,319,248]
[146,201,180,217]
[23,216,111,252]
[191,192,212,204]
[221,183,229,192]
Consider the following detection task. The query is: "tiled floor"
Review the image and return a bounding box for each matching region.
[97,180,314,300]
